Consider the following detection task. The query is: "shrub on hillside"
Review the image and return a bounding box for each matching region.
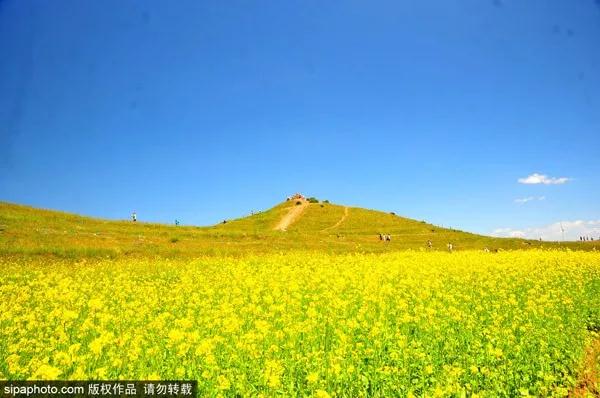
[307,197,319,203]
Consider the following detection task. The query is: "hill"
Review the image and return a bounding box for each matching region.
[0,200,593,258]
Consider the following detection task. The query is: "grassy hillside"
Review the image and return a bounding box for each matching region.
[0,200,594,258]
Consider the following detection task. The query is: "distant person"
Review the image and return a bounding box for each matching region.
[175,219,179,226]
[427,240,432,249]
[447,243,453,252]
[132,211,137,222]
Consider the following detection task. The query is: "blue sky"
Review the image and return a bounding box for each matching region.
[1,0,599,240]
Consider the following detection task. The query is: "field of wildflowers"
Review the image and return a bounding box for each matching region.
[1,250,599,397]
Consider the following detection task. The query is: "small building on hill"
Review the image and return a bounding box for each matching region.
[286,193,306,201]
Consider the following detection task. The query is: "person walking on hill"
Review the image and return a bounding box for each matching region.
[427,240,432,250]
[447,242,453,252]
[379,234,391,242]
[131,211,137,222]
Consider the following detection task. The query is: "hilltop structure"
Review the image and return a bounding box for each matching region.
[286,193,306,201]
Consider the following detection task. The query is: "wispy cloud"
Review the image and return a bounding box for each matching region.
[517,173,570,185]
[492,227,527,238]
[514,196,545,204]
[492,220,600,241]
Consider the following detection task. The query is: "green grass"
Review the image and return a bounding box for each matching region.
[0,200,595,259]
[287,203,347,232]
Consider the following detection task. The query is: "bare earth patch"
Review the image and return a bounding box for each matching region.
[273,201,308,231]
[570,336,600,397]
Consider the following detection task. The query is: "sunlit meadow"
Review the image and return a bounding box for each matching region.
[1,251,599,397]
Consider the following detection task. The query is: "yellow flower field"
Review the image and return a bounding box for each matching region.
[1,251,599,397]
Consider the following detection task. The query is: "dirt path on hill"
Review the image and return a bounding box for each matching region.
[322,207,349,232]
[274,202,308,232]
[570,336,600,397]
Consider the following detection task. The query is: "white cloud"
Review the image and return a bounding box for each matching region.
[492,227,526,238]
[514,196,545,204]
[518,173,570,185]
[492,220,600,241]
[514,197,534,204]
[515,196,546,205]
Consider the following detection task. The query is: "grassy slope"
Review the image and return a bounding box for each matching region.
[0,200,595,259]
